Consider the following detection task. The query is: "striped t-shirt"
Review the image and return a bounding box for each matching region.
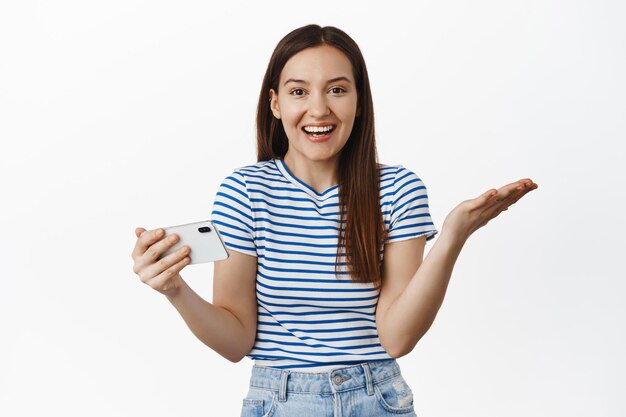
[210,159,438,371]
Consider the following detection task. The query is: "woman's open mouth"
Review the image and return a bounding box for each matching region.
[302,125,336,142]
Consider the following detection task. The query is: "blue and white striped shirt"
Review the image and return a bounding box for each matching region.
[210,159,438,371]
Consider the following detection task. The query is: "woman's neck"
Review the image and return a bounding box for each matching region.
[283,152,339,194]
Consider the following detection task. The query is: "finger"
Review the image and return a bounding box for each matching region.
[476,179,531,208]
[472,181,537,229]
[510,178,534,189]
[142,232,181,264]
[482,188,498,203]
[476,187,520,218]
[481,182,536,221]
[500,180,538,202]
[133,233,183,277]
[495,187,527,211]
[131,227,148,262]
[495,183,524,201]
[512,179,538,194]
[476,188,516,214]
[491,179,536,204]
[147,255,191,292]
[132,228,165,258]
[142,243,190,280]
[501,182,538,207]
[469,188,499,211]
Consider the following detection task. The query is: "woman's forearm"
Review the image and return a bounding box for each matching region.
[383,230,465,357]
[165,277,253,362]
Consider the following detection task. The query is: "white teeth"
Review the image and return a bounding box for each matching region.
[303,125,334,133]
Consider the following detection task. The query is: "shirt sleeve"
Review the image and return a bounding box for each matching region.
[210,170,257,257]
[386,166,438,243]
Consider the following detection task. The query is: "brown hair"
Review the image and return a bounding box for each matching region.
[256,24,386,288]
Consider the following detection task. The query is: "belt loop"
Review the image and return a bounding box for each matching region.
[362,362,374,396]
[278,369,290,402]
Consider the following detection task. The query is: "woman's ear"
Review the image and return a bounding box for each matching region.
[269,89,281,119]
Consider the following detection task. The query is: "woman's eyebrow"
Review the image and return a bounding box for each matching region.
[283,76,353,86]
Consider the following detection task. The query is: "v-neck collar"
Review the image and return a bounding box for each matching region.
[274,159,339,201]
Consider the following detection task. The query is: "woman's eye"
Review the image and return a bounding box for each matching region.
[330,87,346,94]
[290,89,305,96]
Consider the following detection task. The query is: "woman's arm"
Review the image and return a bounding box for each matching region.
[132,227,258,363]
[165,250,258,363]
[376,232,463,358]
[376,179,537,357]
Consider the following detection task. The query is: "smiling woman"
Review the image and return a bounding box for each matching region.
[258,27,386,292]
[269,48,357,167]
[131,23,537,417]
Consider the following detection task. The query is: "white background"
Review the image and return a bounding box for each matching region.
[1,1,624,416]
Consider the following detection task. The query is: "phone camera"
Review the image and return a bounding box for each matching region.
[198,226,212,233]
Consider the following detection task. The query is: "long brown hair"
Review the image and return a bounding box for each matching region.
[256,24,386,288]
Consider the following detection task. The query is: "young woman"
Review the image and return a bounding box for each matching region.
[131,24,537,417]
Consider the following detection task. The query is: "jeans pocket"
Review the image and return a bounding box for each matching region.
[240,387,277,417]
[373,374,416,414]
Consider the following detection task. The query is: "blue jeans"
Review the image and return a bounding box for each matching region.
[240,359,417,417]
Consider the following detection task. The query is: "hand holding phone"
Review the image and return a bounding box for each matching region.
[131,221,229,295]
[158,220,229,264]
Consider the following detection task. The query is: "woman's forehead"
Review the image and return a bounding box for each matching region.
[279,45,354,84]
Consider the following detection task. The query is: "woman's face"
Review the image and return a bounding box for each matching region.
[269,45,359,165]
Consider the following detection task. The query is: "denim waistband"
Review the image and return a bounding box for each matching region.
[249,359,401,399]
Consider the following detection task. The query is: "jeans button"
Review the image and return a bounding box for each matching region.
[333,374,343,385]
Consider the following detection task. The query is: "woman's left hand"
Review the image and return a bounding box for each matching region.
[441,178,538,244]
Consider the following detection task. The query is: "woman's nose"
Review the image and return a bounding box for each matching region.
[307,93,330,118]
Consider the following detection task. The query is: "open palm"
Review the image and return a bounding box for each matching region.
[442,178,538,242]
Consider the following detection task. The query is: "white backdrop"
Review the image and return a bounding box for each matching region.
[1,1,624,416]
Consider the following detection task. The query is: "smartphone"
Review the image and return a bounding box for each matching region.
[157,220,229,264]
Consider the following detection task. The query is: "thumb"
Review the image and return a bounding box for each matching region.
[483,188,498,201]
[472,188,498,210]
[135,227,147,238]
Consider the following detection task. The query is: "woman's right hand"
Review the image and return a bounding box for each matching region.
[131,227,191,296]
